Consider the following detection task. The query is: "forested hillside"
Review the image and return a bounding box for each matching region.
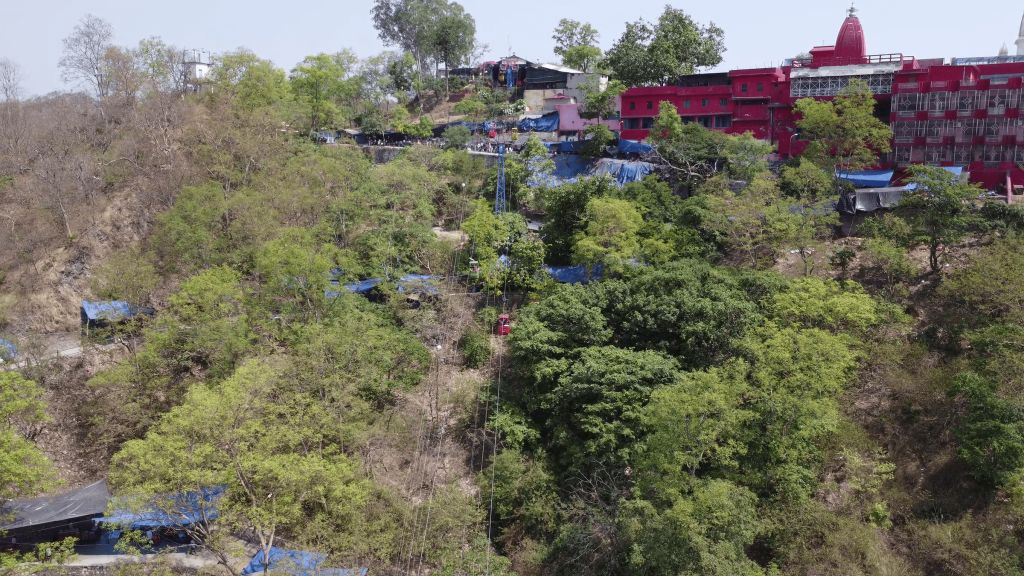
[3,5,1024,576]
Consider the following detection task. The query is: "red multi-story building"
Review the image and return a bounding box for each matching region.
[620,8,1024,189]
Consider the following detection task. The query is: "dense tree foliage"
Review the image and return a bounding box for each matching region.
[604,6,725,87]
[7,8,1024,576]
[552,19,602,72]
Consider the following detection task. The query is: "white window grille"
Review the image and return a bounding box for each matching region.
[953,145,973,164]
[1015,146,1024,163]
[956,91,978,111]
[894,121,916,142]
[926,92,948,113]
[984,145,1003,163]
[988,89,1008,113]
[895,146,912,163]
[984,117,1005,138]
[925,146,946,163]
[790,73,894,98]
[926,120,946,139]
[894,93,918,116]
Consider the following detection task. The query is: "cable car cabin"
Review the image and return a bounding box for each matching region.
[497,314,511,336]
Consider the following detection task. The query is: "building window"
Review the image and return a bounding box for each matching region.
[790,73,893,98]
[720,98,728,106]
[715,115,732,128]
[623,118,640,130]
[741,83,748,93]
[641,117,654,129]
[646,100,653,110]
[699,116,713,128]
[683,99,690,109]
[701,98,708,107]
[628,101,636,111]
[757,82,764,92]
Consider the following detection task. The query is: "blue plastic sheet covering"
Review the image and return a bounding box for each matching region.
[395,274,441,295]
[526,154,590,188]
[81,300,148,322]
[518,112,560,133]
[241,548,368,576]
[333,275,440,297]
[558,140,586,154]
[836,170,894,189]
[544,264,604,284]
[0,338,15,360]
[100,487,223,530]
[617,139,653,155]
[592,159,655,186]
[342,278,384,294]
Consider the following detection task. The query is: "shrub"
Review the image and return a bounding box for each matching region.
[460,329,490,368]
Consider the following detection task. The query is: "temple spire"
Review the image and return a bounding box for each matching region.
[848,2,857,17]
[1017,12,1024,56]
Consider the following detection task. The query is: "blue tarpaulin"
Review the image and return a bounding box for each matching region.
[518,112,560,133]
[544,264,604,284]
[334,274,440,297]
[396,274,441,295]
[100,487,224,530]
[557,140,586,154]
[241,548,367,576]
[617,139,653,156]
[836,170,894,189]
[81,300,136,322]
[528,156,652,188]
[0,338,15,360]
[342,278,384,294]
[592,159,655,185]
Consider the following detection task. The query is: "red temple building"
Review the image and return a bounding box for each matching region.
[620,7,1024,190]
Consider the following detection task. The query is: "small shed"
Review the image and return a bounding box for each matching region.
[80,300,154,335]
[0,480,110,548]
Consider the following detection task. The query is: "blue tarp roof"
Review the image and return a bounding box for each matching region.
[0,338,15,359]
[333,274,441,297]
[836,170,894,189]
[99,486,223,530]
[617,139,653,156]
[241,548,367,576]
[528,156,652,189]
[544,264,604,284]
[395,274,441,295]
[342,278,384,294]
[517,112,560,133]
[592,159,654,185]
[81,300,148,323]
[557,140,586,154]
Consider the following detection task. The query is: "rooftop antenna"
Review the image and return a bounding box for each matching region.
[848,1,857,17]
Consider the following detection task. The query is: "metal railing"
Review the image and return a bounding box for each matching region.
[791,53,905,68]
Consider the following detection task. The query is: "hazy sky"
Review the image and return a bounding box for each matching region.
[3,0,1023,96]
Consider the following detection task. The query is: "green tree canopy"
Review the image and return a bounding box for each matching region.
[794,79,892,180]
[552,19,602,72]
[0,373,53,504]
[604,6,725,87]
[900,164,980,272]
[109,358,387,569]
[289,51,361,131]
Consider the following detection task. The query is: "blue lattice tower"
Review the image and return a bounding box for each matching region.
[494,144,507,214]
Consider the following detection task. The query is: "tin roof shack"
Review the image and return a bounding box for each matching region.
[0,481,110,551]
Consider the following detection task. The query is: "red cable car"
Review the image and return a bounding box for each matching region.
[497,313,511,336]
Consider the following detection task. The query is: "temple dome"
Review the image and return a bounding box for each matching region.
[834,13,867,61]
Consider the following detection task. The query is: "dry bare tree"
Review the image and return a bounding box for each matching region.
[59,14,114,98]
